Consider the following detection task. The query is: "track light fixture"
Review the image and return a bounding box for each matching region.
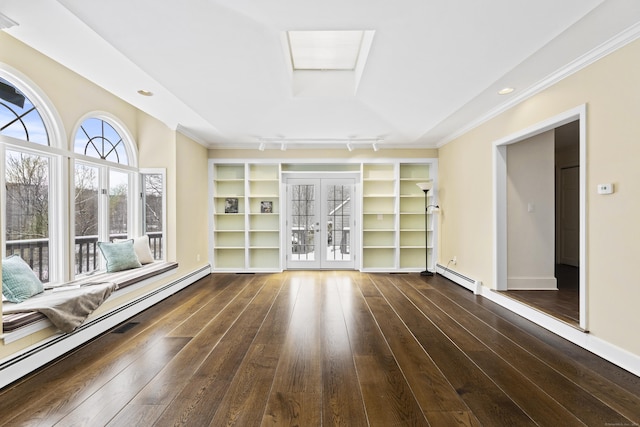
[255,137,384,150]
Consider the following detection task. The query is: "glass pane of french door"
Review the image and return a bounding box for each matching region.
[325,183,351,263]
[289,181,319,267]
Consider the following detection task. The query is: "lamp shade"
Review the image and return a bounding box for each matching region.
[416,181,433,191]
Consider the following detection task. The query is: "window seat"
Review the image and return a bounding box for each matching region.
[2,261,178,334]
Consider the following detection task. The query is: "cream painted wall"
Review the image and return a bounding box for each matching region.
[506,130,556,290]
[0,34,210,358]
[0,33,140,149]
[136,113,177,263]
[176,132,209,273]
[438,38,640,356]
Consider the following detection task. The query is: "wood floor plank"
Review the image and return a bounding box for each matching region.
[319,275,368,427]
[106,404,167,427]
[404,277,638,425]
[345,275,429,426]
[263,391,322,427]
[168,273,249,337]
[127,274,264,407]
[424,276,640,390]
[262,272,323,426]
[424,411,481,427]
[361,276,475,419]
[152,274,281,426]
[205,276,292,427]
[411,276,640,423]
[1,271,638,426]
[55,337,190,426]
[0,274,227,426]
[369,275,537,426]
[388,276,607,425]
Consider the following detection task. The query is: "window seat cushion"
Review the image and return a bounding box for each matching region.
[2,261,178,333]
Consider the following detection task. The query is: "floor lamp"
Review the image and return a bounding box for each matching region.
[416,181,439,276]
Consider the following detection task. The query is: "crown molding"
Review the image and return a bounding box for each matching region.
[436,21,640,148]
[176,124,210,148]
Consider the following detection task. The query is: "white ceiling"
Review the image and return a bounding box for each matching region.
[2,0,640,149]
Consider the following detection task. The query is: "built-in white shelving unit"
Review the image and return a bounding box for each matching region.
[360,162,435,272]
[210,159,436,273]
[361,164,397,270]
[210,162,281,272]
[247,164,281,271]
[398,163,433,271]
[212,164,246,270]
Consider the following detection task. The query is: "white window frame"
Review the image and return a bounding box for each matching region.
[140,168,167,261]
[70,114,140,277]
[0,66,68,283]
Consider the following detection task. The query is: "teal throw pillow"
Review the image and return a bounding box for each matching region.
[97,240,142,273]
[2,255,44,303]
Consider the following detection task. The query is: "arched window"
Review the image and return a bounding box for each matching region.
[74,117,129,164]
[0,76,49,145]
[72,115,139,275]
[1,74,63,284]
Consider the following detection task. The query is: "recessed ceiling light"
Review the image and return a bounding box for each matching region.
[498,87,515,95]
[137,89,153,96]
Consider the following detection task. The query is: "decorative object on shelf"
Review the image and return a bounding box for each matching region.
[260,201,273,213]
[416,181,440,276]
[225,198,238,213]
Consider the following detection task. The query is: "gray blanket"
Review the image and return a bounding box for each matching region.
[3,282,117,333]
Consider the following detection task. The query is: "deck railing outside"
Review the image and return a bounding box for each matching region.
[5,232,163,282]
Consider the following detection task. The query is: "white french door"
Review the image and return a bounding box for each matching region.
[286,177,355,269]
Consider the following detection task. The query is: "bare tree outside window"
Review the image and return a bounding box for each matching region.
[143,173,164,259]
[291,184,316,257]
[109,170,128,239]
[4,150,50,282]
[74,163,99,274]
[74,164,98,236]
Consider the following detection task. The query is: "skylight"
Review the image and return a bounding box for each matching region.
[287,30,365,71]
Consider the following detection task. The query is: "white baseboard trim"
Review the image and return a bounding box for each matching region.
[507,276,557,290]
[0,264,211,390]
[435,264,482,294]
[434,263,640,377]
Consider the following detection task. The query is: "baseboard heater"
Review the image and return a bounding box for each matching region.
[0,264,211,390]
[435,263,482,294]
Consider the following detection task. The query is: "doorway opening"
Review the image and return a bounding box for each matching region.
[285,175,357,270]
[494,105,586,330]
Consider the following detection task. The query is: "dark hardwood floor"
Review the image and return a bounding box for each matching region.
[502,264,580,326]
[1,271,638,426]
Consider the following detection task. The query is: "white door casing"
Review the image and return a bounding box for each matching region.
[286,177,356,269]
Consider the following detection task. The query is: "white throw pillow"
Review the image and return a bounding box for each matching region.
[114,235,155,264]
